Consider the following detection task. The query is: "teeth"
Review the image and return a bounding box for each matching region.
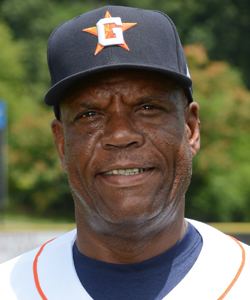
[105,168,145,176]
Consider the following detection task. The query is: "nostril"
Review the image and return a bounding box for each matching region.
[105,140,141,149]
[101,129,145,150]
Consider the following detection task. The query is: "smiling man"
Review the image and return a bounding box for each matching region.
[52,70,198,264]
[0,5,249,300]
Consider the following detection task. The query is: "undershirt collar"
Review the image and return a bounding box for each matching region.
[73,222,203,299]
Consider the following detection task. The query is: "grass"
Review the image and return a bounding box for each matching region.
[209,223,250,234]
[0,213,74,232]
[1,213,250,234]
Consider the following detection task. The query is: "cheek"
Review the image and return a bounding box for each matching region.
[142,118,185,155]
[62,130,102,210]
[170,136,193,198]
[145,119,191,185]
[63,127,100,178]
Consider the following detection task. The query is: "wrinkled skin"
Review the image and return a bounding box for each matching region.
[52,70,200,263]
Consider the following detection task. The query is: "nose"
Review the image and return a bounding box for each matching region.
[101,113,145,150]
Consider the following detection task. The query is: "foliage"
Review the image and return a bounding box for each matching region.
[1,0,250,86]
[0,1,249,221]
[0,18,72,218]
[109,0,250,88]
[185,45,250,221]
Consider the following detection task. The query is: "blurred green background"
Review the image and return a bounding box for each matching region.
[0,0,249,223]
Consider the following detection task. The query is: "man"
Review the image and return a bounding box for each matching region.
[0,5,249,300]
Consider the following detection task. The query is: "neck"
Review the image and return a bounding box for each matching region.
[75,213,187,264]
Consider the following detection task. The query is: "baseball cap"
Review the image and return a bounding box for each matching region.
[44,5,193,110]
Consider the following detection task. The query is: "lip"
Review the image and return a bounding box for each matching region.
[96,166,156,187]
[96,163,155,175]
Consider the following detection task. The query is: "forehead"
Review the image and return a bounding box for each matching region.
[62,70,181,104]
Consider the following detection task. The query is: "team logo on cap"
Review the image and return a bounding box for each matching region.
[82,11,137,55]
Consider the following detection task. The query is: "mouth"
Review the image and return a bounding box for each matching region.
[103,168,150,176]
[97,167,156,187]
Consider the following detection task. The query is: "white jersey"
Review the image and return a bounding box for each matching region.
[0,219,249,299]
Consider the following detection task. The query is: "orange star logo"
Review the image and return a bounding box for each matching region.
[82,11,137,55]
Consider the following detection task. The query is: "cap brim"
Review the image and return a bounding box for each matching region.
[44,63,192,105]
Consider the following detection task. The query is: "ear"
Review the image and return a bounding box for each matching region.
[51,119,66,170]
[185,102,200,157]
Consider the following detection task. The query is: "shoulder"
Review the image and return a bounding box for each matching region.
[188,218,250,251]
[0,248,38,300]
[183,219,250,299]
[0,229,76,300]
[188,219,250,269]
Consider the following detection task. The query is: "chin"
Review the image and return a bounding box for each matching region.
[86,199,181,241]
[71,178,184,240]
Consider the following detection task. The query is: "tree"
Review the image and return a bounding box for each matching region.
[185,45,250,221]
[0,0,249,221]
[0,20,73,218]
[108,0,250,88]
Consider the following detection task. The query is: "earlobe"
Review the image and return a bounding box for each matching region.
[185,102,200,157]
[51,119,66,170]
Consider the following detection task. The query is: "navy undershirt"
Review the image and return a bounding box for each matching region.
[73,222,203,300]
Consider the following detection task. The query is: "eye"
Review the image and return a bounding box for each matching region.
[142,104,157,110]
[74,110,99,122]
[82,110,97,118]
[140,103,163,113]
[136,101,169,118]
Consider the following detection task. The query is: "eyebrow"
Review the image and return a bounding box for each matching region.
[68,88,178,111]
[75,94,173,109]
[136,94,174,105]
[77,99,107,109]
[79,101,97,108]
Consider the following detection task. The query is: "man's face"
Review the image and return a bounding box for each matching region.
[52,70,200,237]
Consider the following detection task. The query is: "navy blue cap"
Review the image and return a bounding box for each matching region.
[45,5,192,106]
